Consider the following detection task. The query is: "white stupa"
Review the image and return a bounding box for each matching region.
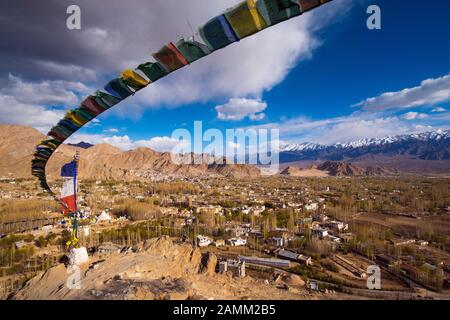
[96,211,112,223]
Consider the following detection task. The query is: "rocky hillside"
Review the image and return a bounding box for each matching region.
[279,162,396,177]
[0,125,48,178]
[317,161,397,177]
[10,237,312,300]
[317,161,366,176]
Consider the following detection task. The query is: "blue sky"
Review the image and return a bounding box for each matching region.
[1,0,449,150]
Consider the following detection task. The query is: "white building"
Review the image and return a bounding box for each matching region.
[269,237,286,247]
[329,220,349,232]
[227,259,246,277]
[214,239,225,247]
[305,203,319,211]
[235,227,249,238]
[252,206,266,216]
[327,235,342,243]
[227,238,247,246]
[96,211,112,223]
[312,228,328,239]
[197,235,212,247]
[196,206,222,215]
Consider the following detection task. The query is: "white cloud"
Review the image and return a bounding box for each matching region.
[246,110,450,145]
[431,107,446,113]
[105,0,351,117]
[216,98,267,121]
[100,136,133,150]
[414,124,434,132]
[3,74,91,106]
[135,136,189,152]
[299,115,409,144]
[355,73,450,111]
[1,0,351,136]
[67,133,187,152]
[0,94,64,132]
[33,61,98,82]
[249,112,266,121]
[401,112,428,120]
[228,141,241,149]
[84,27,109,40]
[0,75,92,132]
[103,128,119,133]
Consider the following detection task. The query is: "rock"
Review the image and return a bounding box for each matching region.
[121,246,136,254]
[188,248,202,272]
[199,252,218,276]
[97,242,123,255]
[273,273,282,283]
[277,283,289,290]
[143,236,173,254]
[281,274,305,287]
[280,166,304,176]
[89,260,104,270]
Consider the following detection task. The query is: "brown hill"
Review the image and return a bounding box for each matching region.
[0,125,260,180]
[280,165,330,177]
[365,165,398,176]
[317,161,366,177]
[0,125,47,178]
[317,161,396,177]
[280,166,303,176]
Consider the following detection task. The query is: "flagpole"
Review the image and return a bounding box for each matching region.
[73,151,80,243]
[59,152,80,248]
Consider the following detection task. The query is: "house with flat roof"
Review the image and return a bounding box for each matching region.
[225,259,246,277]
[276,249,313,266]
[197,235,213,247]
[312,227,328,239]
[268,237,286,247]
[227,238,247,246]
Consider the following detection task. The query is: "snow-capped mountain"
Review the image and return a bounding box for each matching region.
[279,142,324,152]
[335,130,450,149]
[279,130,450,162]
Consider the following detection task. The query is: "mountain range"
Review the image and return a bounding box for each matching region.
[67,141,94,149]
[0,125,260,180]
[280,130,450,160]
[279,130,450,173]
[0,125,449,180]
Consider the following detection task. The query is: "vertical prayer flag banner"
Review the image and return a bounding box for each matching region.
[60,161,77,215]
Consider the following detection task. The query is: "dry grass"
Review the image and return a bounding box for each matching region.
[112,198,160,221]
[0,199,60,223]
[153,182,200,195]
